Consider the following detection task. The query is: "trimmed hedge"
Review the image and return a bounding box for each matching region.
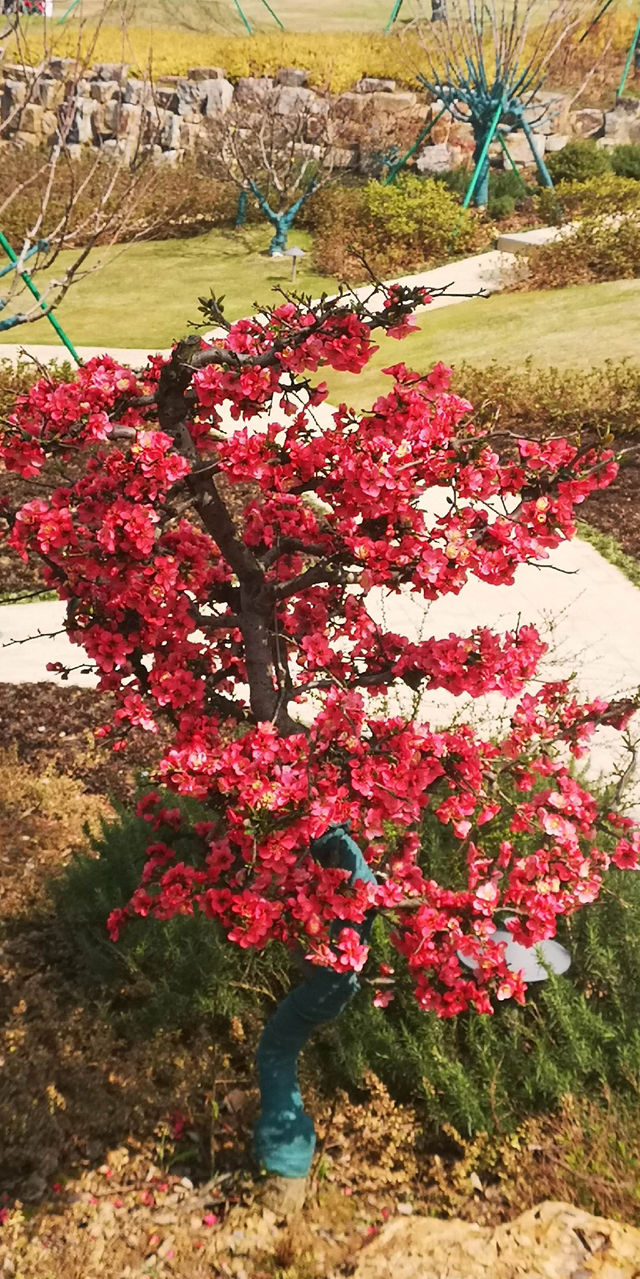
[519,212,640,290]
[536,173,640,225]
[546,139,612,185]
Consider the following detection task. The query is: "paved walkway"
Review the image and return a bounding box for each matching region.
[2,532,639,797]
[0,243,525,370]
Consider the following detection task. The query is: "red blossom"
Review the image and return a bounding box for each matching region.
[2,286,638,1014]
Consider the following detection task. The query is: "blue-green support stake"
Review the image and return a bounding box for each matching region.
[519,114,554,189]
[0,230,81,363]
[254,825,377,1180]
[56,0,81,23]
[383,103,449,185]
[231,0,284,33]
[235,190,248,229]
[385,0,405,32]
[618,14,640,98]
[463,98,505,208]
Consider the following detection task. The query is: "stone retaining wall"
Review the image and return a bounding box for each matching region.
[1,59,638,172]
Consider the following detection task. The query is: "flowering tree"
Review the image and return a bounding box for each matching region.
[1,283,639,1191]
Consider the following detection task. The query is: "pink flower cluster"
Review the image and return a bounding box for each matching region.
[2,294,637,1017]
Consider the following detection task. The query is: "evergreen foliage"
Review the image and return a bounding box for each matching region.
[55,791,640,1135]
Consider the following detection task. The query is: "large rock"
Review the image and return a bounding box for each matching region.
[233,76,274,106]
[276,67,309,87]
[604,98,640,144]
[502,130,547,164]
[90,79,121,104]
[416,141,458,173]
[356,76,396,93]
[368,90,417,115]
[347,1201,640,1279]
[187,66,227,81]
[93,62,128,83]
[202,78,234,115]
[273,84,323,115]
[569,107,605,138]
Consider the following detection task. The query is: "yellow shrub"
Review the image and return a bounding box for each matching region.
[10,28,421,90]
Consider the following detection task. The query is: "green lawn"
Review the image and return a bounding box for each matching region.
[0,227,338,351]
[321,279,640,408]
[50,0,423,33]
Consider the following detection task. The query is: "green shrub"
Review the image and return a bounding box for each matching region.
[54,781,640,1136]
[53,797,293,1035]
[452,358,640,440]
[310,175,475,279]
[437,165,532,219]
[611,144,640,181]
[520,211,640,289]
[546,139,612,185]
[536,173,640,225]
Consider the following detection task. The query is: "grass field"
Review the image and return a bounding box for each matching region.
[321,279,640,405]
[0,227,338,350]
[49,0,425,34]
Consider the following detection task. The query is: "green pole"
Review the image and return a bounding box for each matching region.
[385,0,405,33]
[462,99,504,208]
[57,0,81,23]
[617,14,640,98]
[383,103,449,184]
[520,114,554,189]
[232,0,253,34]
[259,0,284,29]
[0,230,81,365]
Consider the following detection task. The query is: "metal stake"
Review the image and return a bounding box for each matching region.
[0,230,81,364]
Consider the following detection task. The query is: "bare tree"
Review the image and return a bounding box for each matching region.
[0,4,160,344]
[210,95,336,256]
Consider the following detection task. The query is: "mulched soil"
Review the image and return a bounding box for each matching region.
[0,682,171,803]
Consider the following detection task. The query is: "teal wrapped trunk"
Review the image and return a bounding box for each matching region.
[254,824,377,1179]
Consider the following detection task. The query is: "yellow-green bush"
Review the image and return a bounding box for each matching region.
[310,175,475,279]
[9,28,419,91]
[536,174,640,226]
[517,212,640,290]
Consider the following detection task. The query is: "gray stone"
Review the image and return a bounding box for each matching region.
[416,141,457,173]
[93,62,128,83]
[154,86,178,112]
[233,77,274,106]
[273,84,320,115]
[276,67,309,87]
[72,100,95,145]
[187,66,227,81]
[47,58,80,81]
[122,79,154,106]
[502,130,546,163]
[356,76,396,93]
[368,90,417,114]
[19,103,44,136]
[90,80,121,104]
[545,133,569,152]
[14,131,40,148]
[202,78,234,115]
[325,144,357,169]
[330,92,366,121]
[2,78,28,113]
[569,108,604,138]
[36,78,65,110]
[175,80,204,119]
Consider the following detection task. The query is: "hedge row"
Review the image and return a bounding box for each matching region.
[9,8,639,90]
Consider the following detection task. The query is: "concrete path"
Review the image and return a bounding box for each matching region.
[0,244,521,370]
[2,533,640,797]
